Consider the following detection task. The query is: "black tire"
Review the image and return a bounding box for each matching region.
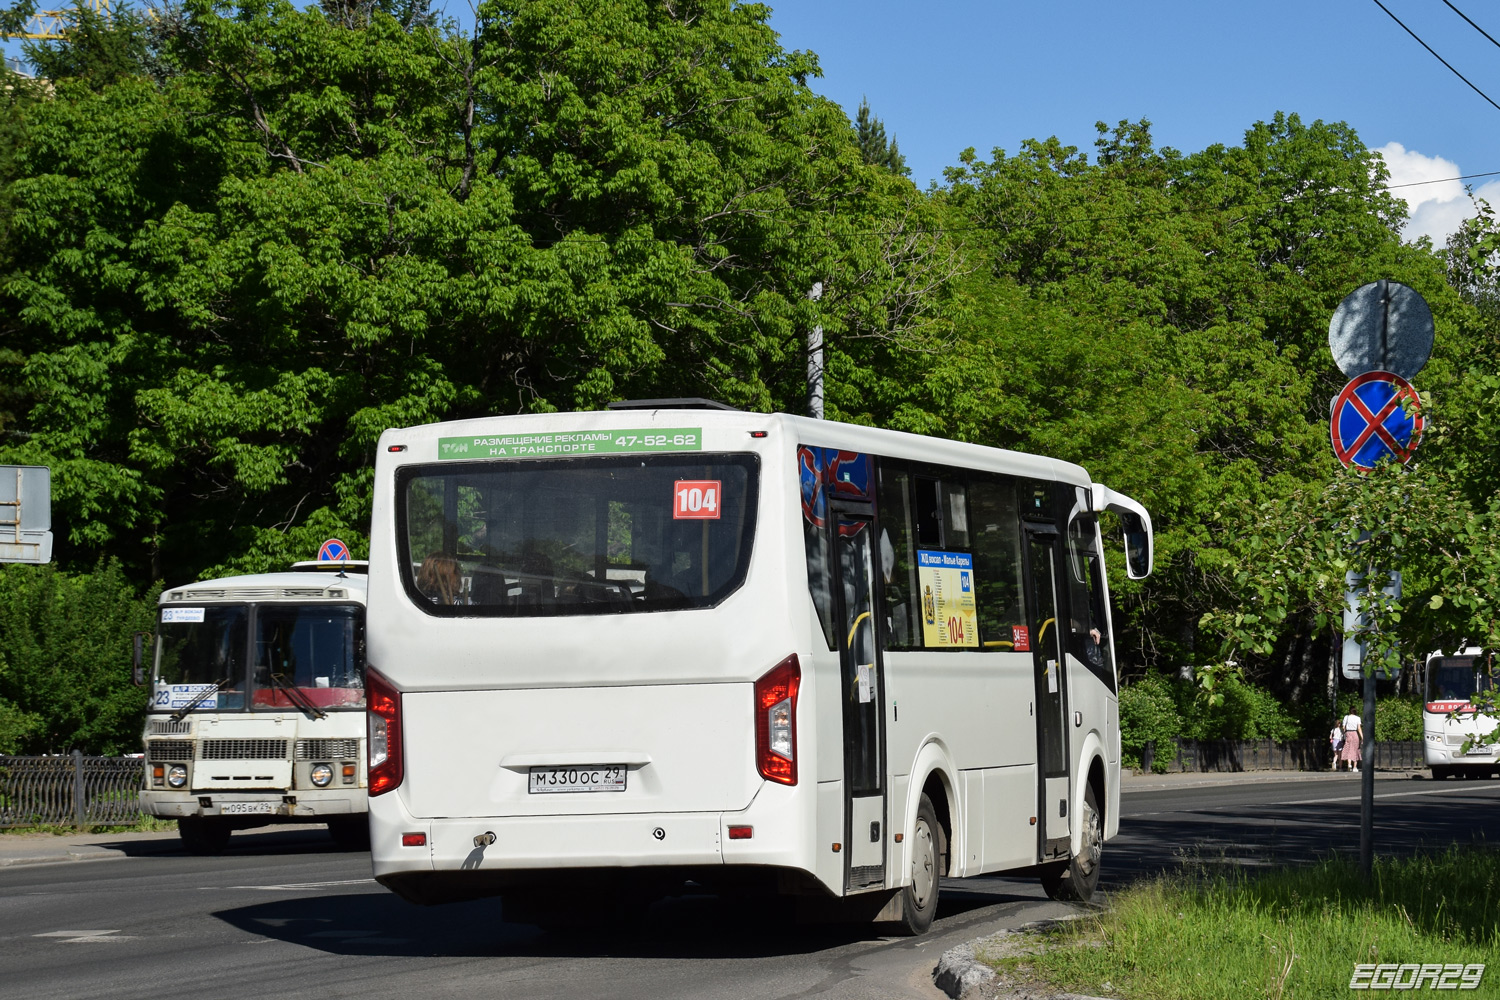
[1040,782,1103,903]
[327,817,371,852]
[178,817,232,856]
[894,793,945,935]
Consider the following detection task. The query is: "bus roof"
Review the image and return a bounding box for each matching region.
[159,571,368,606]
[377,409,1095,488]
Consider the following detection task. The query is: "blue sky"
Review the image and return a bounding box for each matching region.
[765,0,1500,245]
[6,0,1499,242]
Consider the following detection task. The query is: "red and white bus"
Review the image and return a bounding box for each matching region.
[1423,649,1498,780]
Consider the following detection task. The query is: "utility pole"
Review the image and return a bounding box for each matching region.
[807,281,824,419]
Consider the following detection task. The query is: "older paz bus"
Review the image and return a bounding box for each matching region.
[140,563,369,854]
[365,404,1152,932]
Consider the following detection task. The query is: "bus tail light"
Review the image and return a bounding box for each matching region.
[367,667,403,796]
[755,654,800,785]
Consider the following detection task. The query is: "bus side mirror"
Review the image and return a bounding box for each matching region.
[1119,512,1151,581]
[132,631,148,687]
[1091,483,1154,580]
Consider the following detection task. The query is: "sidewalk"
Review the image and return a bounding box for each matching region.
[1121,767,1425,793]
[0,828,180,867]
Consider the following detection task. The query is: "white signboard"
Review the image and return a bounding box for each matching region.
[1342,569,1402,681]
[153,684,219,710]
[0,465,51,564]
[161,607,206,623]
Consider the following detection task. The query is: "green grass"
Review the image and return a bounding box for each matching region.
[0,815,175,835]
[985,847,1498,1000]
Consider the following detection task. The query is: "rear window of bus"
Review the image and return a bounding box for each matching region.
[395,454,759,616]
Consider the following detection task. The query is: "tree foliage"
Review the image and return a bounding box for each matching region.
[2,1,1500,751]
[1,0,949,588]
[0,561,159,754]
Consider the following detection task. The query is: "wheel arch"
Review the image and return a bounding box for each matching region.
[1071,732,1109,857]
[903,738,958,878]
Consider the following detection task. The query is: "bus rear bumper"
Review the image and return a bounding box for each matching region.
[369,784,823,904]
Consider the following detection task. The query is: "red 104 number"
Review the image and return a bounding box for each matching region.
[674,480,722,519]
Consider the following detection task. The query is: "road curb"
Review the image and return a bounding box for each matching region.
[1121,769,1424,793]
[933,921,1111,1000]
[933,938,995,998]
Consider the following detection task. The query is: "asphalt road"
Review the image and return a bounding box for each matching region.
[3,774,1497,1000]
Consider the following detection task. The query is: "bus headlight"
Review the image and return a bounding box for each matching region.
[167,765,188,788]
[310,764,333,787]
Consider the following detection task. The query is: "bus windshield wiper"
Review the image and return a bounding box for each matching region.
[269,672,328,720]
[170,676,231,722]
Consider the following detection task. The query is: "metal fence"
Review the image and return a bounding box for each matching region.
[1141,738,1425,774]
[0,752,143,828]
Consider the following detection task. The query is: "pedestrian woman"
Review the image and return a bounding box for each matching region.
[1340,708,1364,774]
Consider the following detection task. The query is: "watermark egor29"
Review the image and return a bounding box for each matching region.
[1349,964,1485,990]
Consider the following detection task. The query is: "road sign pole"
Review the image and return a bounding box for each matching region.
[1330,279,1435,884]
[1360,657,1376,879]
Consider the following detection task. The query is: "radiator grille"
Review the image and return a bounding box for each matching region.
[296,738,359,761]
[148,719,192,736]
[174,587,333,600]
[147,740,194,762]
[199,739,289,760]
[1447,733,1470,746]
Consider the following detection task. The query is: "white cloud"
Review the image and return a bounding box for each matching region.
[1372,141,1498,248]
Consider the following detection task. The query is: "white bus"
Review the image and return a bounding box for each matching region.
[139,562,369,854]
[1423,650,1498,780]
[365,403,1152,932]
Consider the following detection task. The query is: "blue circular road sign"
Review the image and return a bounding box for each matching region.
[1331,371,1424,470]
[317,538,350,562]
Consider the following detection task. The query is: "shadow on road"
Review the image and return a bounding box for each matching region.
[211,888,932,959]
[102,825,354,859]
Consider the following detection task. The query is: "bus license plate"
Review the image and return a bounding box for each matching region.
[528,766,627,793]
[220,802,274,815]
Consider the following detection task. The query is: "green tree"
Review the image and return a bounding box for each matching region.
[854,96,908,177]
[927,114,1466,711]
[0,561,159,754]
[0,0,954,587]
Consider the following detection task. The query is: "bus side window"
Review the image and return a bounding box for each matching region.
[969,475,1026,648]
[914,477,943,548]
[803,516,837,654]
[877,465,918,649]
[1064,506,1115,689]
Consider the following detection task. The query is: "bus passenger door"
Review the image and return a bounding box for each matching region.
[832,511,887,892]
[1023,525,1071,862]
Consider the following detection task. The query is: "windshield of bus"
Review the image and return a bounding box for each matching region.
[1428,656,1494,702]
[252,605,365,710]
[397,454,759,616]
[152,606,248,712]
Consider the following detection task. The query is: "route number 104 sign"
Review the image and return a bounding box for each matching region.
[673,480,721,519]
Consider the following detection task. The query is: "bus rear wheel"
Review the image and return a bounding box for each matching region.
[178,817,231,856]
[1040,782,1102,903]
[894,793,945,935]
